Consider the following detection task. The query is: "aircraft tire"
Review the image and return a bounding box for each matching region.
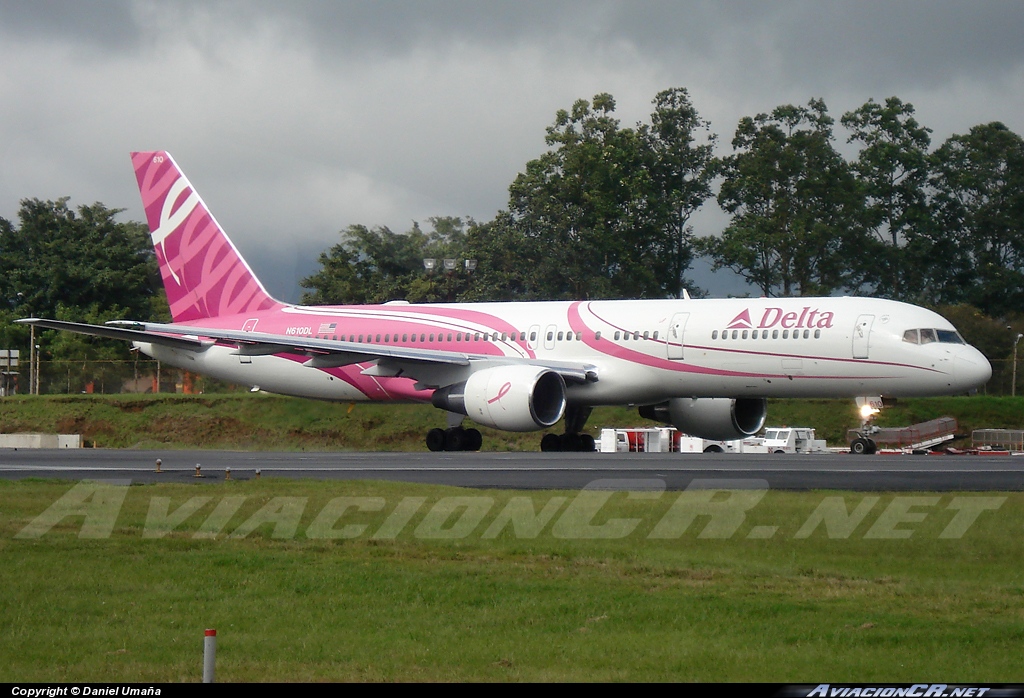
[465,428,483,451]
[540,433,561,452]
[561,433,583,452]
[426,428,446,452]
[444,427,467,452]
[579,434,596,452]
[851,438,869,455]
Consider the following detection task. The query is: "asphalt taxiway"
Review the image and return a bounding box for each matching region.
[0,449,1022,490]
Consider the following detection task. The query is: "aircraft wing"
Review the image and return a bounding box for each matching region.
[16,318,210,351]
[19,318,598,387]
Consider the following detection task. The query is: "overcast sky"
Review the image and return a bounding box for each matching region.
[1,0,1022,301]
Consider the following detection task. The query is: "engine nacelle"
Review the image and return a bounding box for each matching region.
[639,397,767,441]
[431,365,567,432]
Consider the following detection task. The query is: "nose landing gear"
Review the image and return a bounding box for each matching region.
[849,436,878,455]
[850,396,883,455]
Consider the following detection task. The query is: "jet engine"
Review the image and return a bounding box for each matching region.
[639,397,767,441]
[431,365,567,432]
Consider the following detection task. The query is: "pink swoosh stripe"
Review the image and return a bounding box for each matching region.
[568,302,914,381]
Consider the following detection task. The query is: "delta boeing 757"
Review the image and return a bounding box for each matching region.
[20,152,992,452]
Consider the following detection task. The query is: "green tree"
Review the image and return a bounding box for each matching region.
[639,87,717,298]
[503,92,711,300]
[458,213,539,301]
[1,199,157,318]
[929,122,1024,316]
[841,97,933,300]
[0,198,160,362]
[504,93,652,299]
[705,99,868,297]
[300,217,475,304]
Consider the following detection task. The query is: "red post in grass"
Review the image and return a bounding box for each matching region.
[203,628,216,683]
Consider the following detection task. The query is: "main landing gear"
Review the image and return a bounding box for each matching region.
[850,397,883,455]
[539,405,596,452]
[540,432,596,452]
[426,426,483,452]
[423,406,598,453]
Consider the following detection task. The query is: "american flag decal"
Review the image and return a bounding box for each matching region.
[317,322,337,334]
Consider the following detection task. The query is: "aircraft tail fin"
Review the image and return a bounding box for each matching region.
[131,151,283,322]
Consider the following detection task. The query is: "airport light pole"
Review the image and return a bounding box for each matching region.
[1014,333,1023,397]
[15,293,38,396]
[29,326,35,396]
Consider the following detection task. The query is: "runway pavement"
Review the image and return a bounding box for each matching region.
[0,448,1022,490]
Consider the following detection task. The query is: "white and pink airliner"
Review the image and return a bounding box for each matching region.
[22,152,992,452]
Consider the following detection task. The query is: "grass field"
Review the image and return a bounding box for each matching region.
[1,393,1022,450]
[2,478,1022,682]
[2,394,1023,681]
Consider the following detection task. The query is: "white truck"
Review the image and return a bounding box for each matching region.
[762,427,828,454]
[685,435,769,454]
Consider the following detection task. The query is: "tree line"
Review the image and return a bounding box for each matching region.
[304,89,1024,319]
[2,87,1024,392]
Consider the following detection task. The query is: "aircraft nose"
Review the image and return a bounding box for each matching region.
[954,347,992,392]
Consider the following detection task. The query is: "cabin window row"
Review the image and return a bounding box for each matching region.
[313,328,660,344]
[317,331,533,343]
[315,330,586,343]
[712,329,822,340]
[612,330,658,341]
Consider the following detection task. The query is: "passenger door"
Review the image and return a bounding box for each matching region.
[666,312,689,360]
[852,314,874,359]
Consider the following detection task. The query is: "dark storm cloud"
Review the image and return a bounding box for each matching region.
[0,1,1021,299]
[0,0,141,51]
[4,1,1022,84]
[177,1,1024,88]
[760,2,1024,89]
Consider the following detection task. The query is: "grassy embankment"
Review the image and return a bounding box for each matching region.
[0,393,1021,450]
[1,478,1022,682]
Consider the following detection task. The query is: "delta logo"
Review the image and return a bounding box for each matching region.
[725,307,835,330]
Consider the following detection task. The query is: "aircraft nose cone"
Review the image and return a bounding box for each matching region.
[955,349,992,392]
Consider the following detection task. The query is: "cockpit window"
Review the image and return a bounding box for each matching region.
[936,330,965,344]
[903,328,966,345]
